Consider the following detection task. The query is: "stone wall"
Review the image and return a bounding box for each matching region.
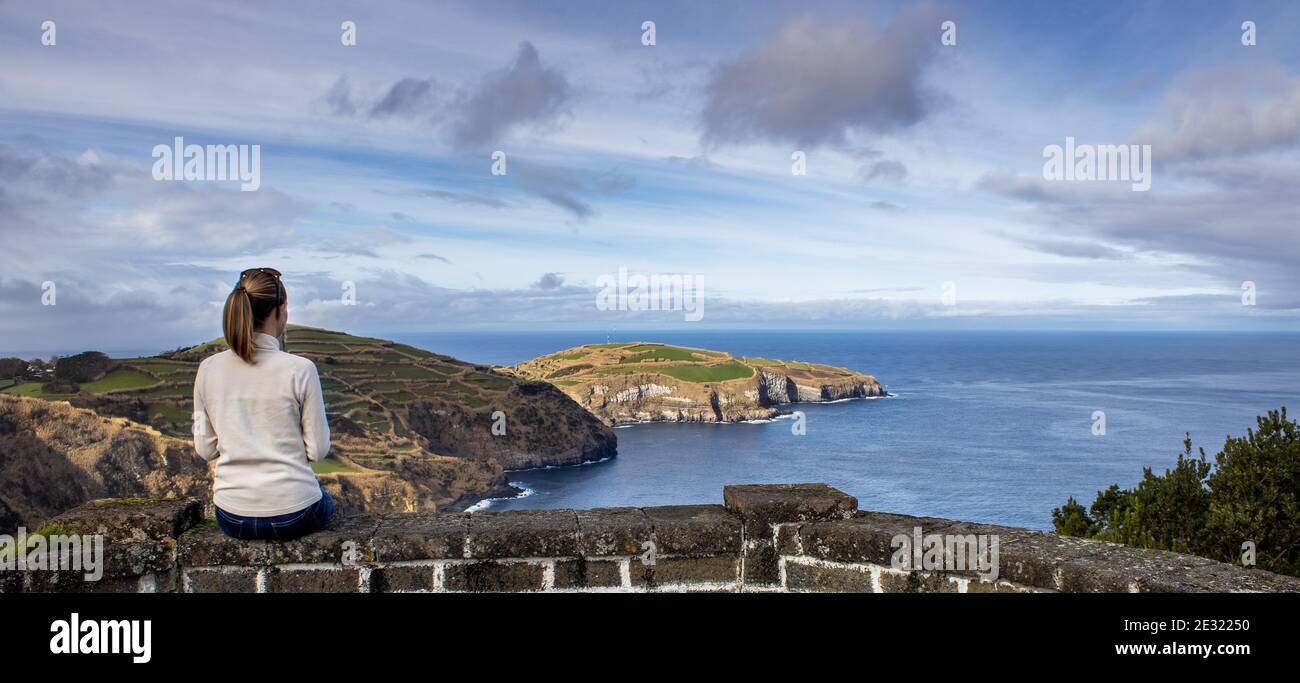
[6,484,1298,593]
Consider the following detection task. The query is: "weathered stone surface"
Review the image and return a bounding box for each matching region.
[185,567,259,593]
[372,513,468,562]
[10,537,176,580]
[787,512,963,566]
[444,561,545,592]
[635,555,739,587]
[44,497,203,544]
[371,564,438,592]
[576,507,650,557]
[467,509,578,559]
[724,484,857,584]
[1140,562,1300,593]
[266,567,364,593]
[25,570,146,593]
[784,560,874,592]
[963,578,1041,593]
[877,569,958,593]
[723,484,858,532]
[0,570,22,593]
[178,514,381,566]
[554,558,623,589]
[18,484,1300,594]
[644,504,742,555]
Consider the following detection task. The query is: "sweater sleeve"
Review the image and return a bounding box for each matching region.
[192,363,220,461]
[300,361,331,462]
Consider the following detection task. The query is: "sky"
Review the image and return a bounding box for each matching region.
[2,0,1299,354]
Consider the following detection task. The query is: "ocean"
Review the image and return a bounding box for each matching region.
[386,330,1300,530]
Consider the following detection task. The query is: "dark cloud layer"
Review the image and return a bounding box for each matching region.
[700,10,943,149]
[329,42,571,151]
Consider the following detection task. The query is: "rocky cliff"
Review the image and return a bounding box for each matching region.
[511,343,884,425]
[0,395,211,534]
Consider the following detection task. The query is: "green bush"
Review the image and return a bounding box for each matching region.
[1053,408,1298,577]
[54,351,113,383]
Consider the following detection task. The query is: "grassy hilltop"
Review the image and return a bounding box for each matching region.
[0,326,615,526]
[511,342,884,424]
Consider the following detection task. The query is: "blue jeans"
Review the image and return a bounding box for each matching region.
[215,487,334,541]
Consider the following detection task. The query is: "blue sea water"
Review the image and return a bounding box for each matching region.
[387,331,1300,530]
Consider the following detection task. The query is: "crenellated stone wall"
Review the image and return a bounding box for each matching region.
[6,484,1298,593]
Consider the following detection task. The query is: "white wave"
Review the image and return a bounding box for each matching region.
[466,484,534,513]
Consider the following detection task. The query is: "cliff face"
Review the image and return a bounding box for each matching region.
[512,343,884,425]
[0,395,211,533]
[403,380,616,470]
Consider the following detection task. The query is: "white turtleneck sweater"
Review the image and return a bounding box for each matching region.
[192,332,330,516]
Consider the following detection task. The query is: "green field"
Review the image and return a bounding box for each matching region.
[310,458,357,474]
[148,403,191,423]
[2,382,49,396]
[464,373,513,390]
[81,368,158,393]
[619,346,702,364]
[656,362,754,383]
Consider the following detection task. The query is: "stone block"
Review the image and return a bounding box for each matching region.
[266,566,364,593]
[644,505,742,555]
[185,567,259,593]
[633,555,739,588]
[372,513,467,562]
[783,560,875,592]
[371,564,438,592]
[576,507,651,557]
[466,509,578,559]
[553,558,623,589]
[178,514,381,566]
[723,484,857,585]
[444,561,545,592]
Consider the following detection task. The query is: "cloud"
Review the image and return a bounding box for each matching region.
[1001,233,1130,260]
[700,10,942,149]
[411,188,508,208]
[370,77,438,118]
[1139,66,1300,162]
[862,159,908,183]
[327,41,571,150]
[513,160,634,220]
[325,75,357,116]
[533,272,564,290]
[446,42,572,149]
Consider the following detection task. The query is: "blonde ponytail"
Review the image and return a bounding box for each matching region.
[222,287,256,363]
[222,268,286,364]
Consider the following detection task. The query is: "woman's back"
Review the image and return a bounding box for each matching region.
[194,331,330,517]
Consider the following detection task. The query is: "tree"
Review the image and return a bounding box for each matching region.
[0,357,25,380]
[1205,409,1300,577]
[1050,496,1097,537]
[53,351,112,383]
[1053,408,1298,577]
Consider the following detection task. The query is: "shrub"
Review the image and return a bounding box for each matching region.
[1053,408,1299,576]
[54,351,113,383]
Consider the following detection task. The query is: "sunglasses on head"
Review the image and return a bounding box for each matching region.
[237,267,283,307]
